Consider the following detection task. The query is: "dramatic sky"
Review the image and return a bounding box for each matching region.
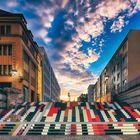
[0,0,140,99]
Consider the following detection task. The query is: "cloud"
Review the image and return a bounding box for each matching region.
[53,64,98,96]
[95,0,132,19]
[2,0,140,97]
[6,0,18,8]
[76,14,104,42]
[95,0,140,33]
[110,16,128,33]
[129,0,140,15]
[19,0,140,96]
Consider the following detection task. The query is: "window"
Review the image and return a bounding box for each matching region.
[123,79,127,85]
[23,86,28,102]
[22,31,28,45]
[113,85,115,90]
[8,65,12,75]
[23,51,29,81]
[23,51,29,63]
[8,45,12,55]
[122,55,126,65]
[0,26,5,35]
[0,25,11,35]
[31,62,36,87]
[111,69,113,74]
[31,91,35,102]
[3,45,7,55]
[0,45,2,55]
[6,25,11,34]
[117,83,120,90]
[114,76,116,82]
[123,68,127,77]
[31,62,36,71]
[123,42,127,51]
[117,62,120,70]
[3,65,7,75]
[117,73,120,81]
[23,70,29,82]
[113,66,115,72]
[0,65,2,75]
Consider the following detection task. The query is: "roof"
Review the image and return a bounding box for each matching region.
[0,9,14,15]
[0,9,27,24]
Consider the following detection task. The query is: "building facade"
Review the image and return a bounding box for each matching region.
[37,47,42,102]
[0,9,42,106]
[87,84,95,102]
[93,30,140,102]
[39,47,60,102]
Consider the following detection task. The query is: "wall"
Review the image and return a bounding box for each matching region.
[128,30,140,81]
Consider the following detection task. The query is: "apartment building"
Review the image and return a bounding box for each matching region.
[0,9,41,106]
[87,84,95,102]
[93,30,140,102]
[39,47,60,102]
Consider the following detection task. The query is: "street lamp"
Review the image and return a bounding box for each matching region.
[11,69,17,77]
[11,69,18,90]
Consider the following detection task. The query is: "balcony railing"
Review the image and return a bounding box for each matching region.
[112,76,140,95]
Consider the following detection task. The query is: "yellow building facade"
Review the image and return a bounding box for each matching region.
[0,9,42,105]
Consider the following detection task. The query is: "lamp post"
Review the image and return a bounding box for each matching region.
[11,69,17,89]
[11,69,17,77]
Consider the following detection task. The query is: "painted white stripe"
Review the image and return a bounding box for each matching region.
[12,124,24,136]
[15,108,24,115]
[34,112,42,122]
[108,110,117,122]
[107,102,116,110]
[68,110,72,122]
[86,103,90,110]
[21,106,36,122]
[123,132,139,135]
[135,109,140,115]
[83,109,88,122]
[76,124,82,135]
[55,124,61,129]
[90,109,95,119]
[114,102,122,109]
[100,110,109,122]
[1,109,14,121]
[65,124,71,135]
[87,124,94,135]
[121,109,131,118]
[59,111,65,122]
[75,106,80,122]
[42,124,50,134]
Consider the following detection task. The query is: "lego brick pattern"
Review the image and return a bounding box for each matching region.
[0,123,140,135]
[1,102,140,123]
[26,123,140,135]
[0,102,140,135]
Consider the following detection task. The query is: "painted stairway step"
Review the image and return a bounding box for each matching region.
[0,132,10,135]
[30,125,139,128]
[26,131,140,135]
[27,130,139,133]
[29,127,140,130]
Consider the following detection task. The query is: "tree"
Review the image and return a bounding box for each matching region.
[78,94,88,102]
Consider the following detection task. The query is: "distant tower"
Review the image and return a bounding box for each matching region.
[68,92,70,101]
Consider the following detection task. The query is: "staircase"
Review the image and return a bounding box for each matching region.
[0,102,140,135]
